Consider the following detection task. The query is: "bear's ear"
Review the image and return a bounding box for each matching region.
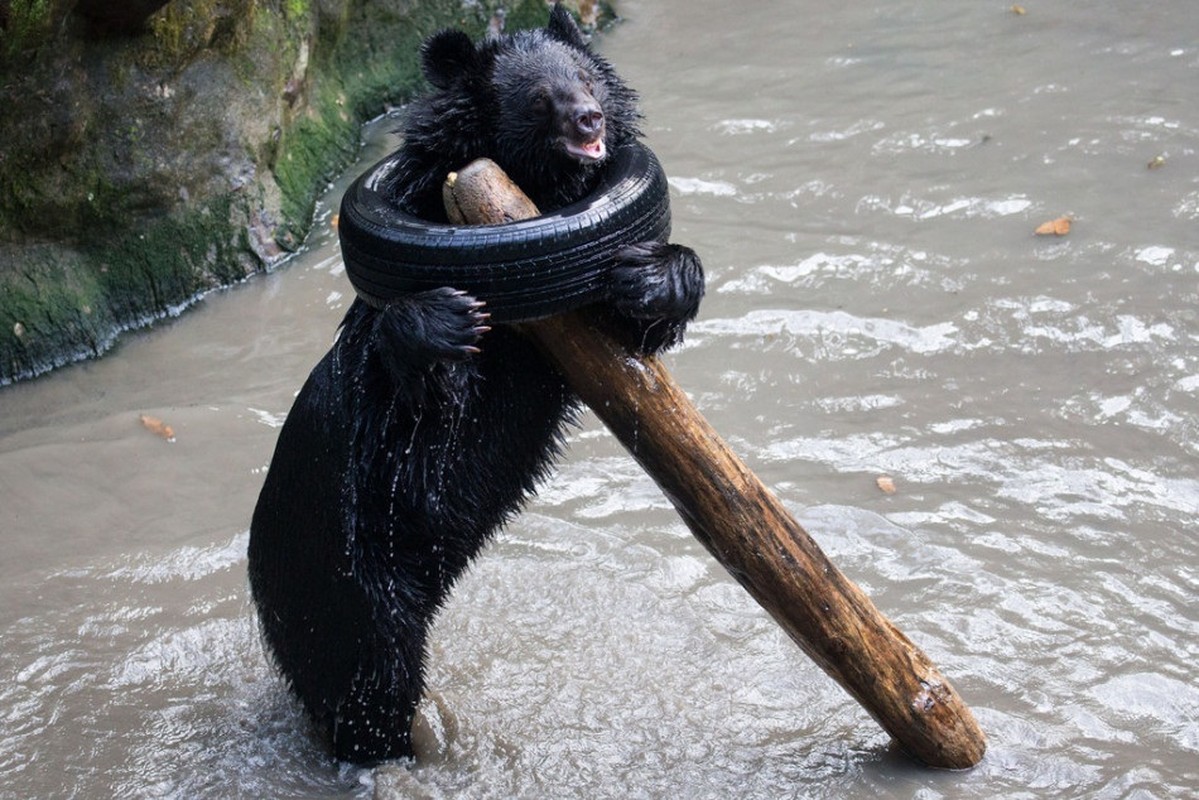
[421,30,480,89]
[546,3,587,49]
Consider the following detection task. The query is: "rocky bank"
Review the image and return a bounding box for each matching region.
[0,0,605,385]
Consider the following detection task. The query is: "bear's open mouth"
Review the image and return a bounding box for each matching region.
[563,136,606,162]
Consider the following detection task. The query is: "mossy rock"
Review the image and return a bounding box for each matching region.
[0,0,599,385]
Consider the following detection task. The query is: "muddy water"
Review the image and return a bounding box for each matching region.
[3,1,1198,797]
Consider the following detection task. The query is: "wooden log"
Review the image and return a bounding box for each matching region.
[443,159,987,769]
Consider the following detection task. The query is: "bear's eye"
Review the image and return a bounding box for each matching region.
[576,69,593,90]
[531,91,549,113]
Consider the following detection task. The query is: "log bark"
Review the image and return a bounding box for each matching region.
[443,159,987,769]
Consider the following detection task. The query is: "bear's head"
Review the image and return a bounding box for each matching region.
[416,3,641,208]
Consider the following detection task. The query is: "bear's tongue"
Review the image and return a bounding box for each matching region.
[566,137,606,162]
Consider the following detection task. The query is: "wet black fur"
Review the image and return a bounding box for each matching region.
[248,4,704,764]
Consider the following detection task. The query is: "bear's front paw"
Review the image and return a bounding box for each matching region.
[413,287,492,361]
[610,241,705,325]
[373,287,491,367]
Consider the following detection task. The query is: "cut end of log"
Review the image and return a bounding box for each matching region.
[442,158,543,225]
[903,677,987,769]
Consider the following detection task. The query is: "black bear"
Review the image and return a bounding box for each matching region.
[248,3,704,763]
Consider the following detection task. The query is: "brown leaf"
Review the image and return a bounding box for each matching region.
[1035,216,1071,236]
[1010,4,1027,14]
[876,475,897,494]
[139,414,176,442]
[1147,155,1166,170]
[577,0,599,27]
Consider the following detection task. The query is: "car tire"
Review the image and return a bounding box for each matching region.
[337,141,673,323]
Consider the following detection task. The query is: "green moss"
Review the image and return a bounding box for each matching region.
[1,0,57,59]
[274,95,359,234]
[92,198,236,318]
[143,0,256,69]
[503,1,554,32]
[0,247,112,382]
[0,192,253,383]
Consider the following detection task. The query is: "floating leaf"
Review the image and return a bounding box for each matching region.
[139,414,176,442]
[1147,155,1166,170]
[876,476,897,494]
[1010,4,1027,14]
[1035,216,1071,236]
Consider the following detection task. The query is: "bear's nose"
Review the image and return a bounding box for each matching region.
[574,105,604,137]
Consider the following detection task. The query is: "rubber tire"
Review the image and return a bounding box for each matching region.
[338,141,673,323]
